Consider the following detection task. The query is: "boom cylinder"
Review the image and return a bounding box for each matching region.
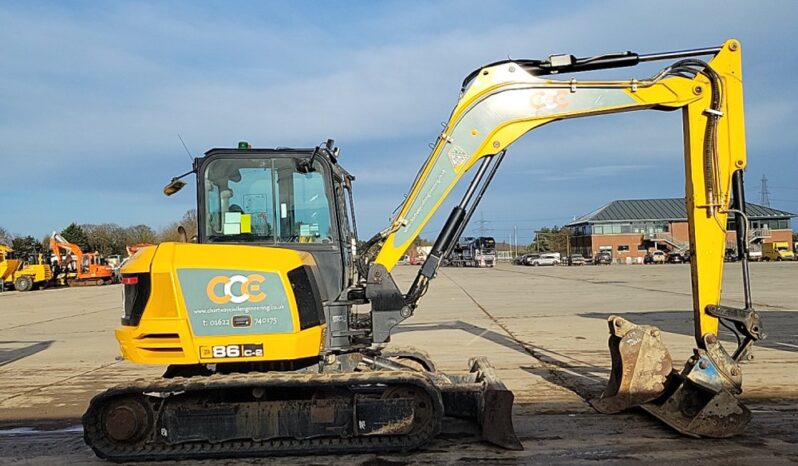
[731,169,753,309]
[405,155,495,303]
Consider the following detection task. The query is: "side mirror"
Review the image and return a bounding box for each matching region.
[163,179,187,196]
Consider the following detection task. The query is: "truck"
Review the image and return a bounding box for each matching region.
[762,241,795,261]
[448,236,496,267]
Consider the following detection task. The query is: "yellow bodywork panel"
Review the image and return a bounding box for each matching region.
[373,39,746,345]
[117,242,325,365]
[0,254,21,282]
[14,264,52,283]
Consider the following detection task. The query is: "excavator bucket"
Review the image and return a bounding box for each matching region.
[640,371,751,438]
[592,315,673,414]
[434,357,523,450]
[593,316,752,438]
[640,331,753,438]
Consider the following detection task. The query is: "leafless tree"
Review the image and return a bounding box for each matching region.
[0,226,12,247]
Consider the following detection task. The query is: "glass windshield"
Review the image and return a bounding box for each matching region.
[203,157,334,244]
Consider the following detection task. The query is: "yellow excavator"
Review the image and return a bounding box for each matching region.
[84,39,763,461]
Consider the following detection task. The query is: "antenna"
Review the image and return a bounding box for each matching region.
[177,133,194,162]
[760,174,771,207]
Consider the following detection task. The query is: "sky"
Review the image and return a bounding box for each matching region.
[1,0,797,244]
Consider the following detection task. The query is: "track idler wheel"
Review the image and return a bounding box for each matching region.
[592,315,673,414]
[98,396,153,447]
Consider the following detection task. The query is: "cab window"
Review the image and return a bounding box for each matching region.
[203,157,334,244]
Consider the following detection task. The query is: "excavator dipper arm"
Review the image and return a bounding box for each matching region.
[361,39,762,437]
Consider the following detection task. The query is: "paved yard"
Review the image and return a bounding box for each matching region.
[0,262,796,464]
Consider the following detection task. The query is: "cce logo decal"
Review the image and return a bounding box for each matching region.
[206,274,266,304]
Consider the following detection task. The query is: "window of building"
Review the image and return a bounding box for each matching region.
[593,225,603,235]
[571,224,592,236]
[617,245,630,252]
[747,219,792,230]
[611,224,621,234]
[637,244,648,251]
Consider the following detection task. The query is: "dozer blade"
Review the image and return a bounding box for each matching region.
[593,317,752,438]
[592,315,673,414]
[434,357,523,450]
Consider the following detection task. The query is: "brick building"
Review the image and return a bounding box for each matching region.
[567,198,795,264]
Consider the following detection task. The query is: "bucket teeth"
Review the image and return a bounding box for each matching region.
[592,315,673,414]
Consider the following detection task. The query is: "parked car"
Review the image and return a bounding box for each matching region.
[644,251,666,264]
[594,251,612,265]
[526,254,558,266]
[540,253,561,265]
[514,254,533,265]
[568,254,586,266]
[667,252,683,263]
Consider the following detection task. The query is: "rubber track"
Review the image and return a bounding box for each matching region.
[83,370,444,462]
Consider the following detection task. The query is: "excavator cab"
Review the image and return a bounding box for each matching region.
[115,143,356,369]
[196,143,358,300]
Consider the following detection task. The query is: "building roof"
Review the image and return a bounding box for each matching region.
[568,198,795,225]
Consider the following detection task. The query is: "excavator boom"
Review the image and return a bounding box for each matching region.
[360,39,761,437]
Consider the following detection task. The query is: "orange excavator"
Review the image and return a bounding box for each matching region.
[49,232,115,286]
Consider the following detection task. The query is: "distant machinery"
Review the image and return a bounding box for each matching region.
[447,236,496,267]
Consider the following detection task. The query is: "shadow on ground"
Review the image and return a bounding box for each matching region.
[394,320,530,358]
[0,341,53,367]
[580,310,798,353]
[394,320,610,400]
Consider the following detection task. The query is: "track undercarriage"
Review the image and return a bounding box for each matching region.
[83,352,521,462]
